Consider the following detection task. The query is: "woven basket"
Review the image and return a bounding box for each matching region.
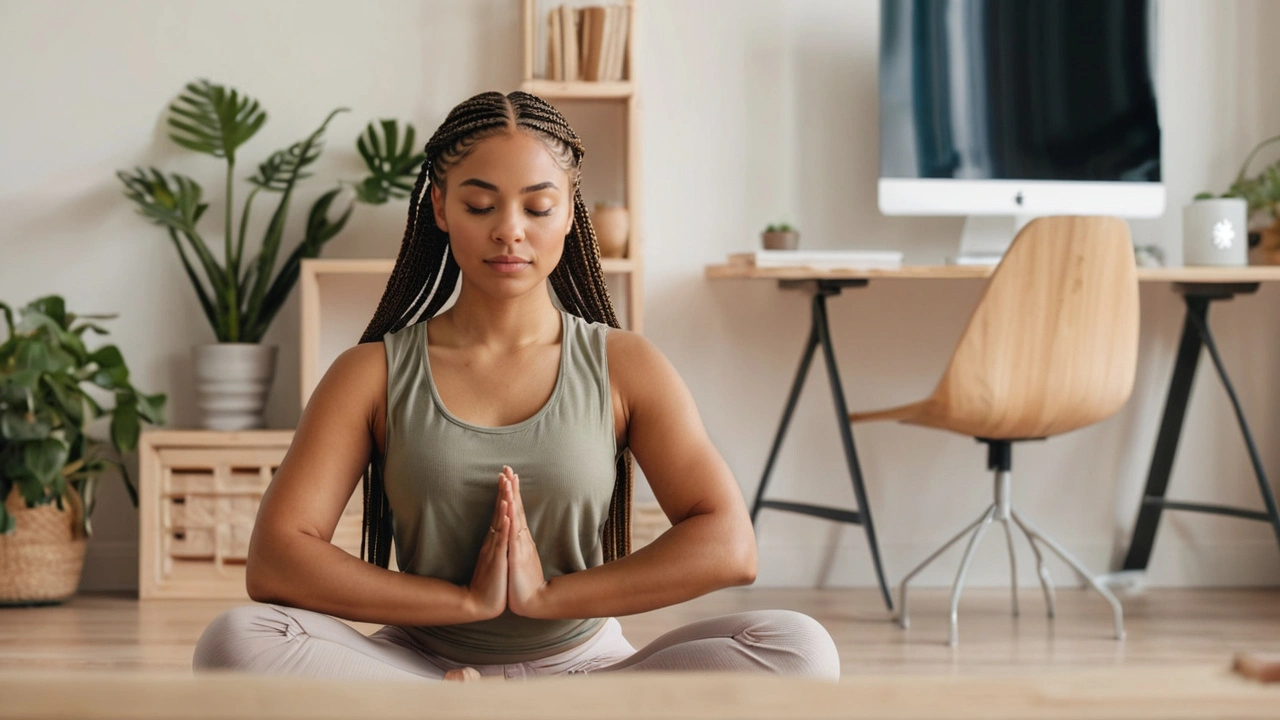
[0,487,87,606]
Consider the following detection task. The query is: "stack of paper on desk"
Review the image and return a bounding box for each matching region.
[731,250,904,270]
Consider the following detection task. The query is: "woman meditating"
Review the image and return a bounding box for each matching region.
[193,91,840,681]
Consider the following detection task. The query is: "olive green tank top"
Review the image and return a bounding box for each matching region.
[379,310,616,664]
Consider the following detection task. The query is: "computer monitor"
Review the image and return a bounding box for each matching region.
[878,0,1164,262]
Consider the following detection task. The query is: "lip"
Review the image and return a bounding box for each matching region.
[484,255,532,273]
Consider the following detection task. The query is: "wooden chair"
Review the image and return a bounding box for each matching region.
[850,216,1138,646]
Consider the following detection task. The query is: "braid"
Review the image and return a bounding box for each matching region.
[357,91,633,567]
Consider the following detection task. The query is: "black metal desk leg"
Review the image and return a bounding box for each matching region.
[751,320,820,522]
[814,292,894,611]
[1122,297,1207,571]
[1187,307,1280,553]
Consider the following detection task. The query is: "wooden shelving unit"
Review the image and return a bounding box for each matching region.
[522,0,643,333]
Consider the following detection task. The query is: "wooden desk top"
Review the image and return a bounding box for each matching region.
[705,259,1280,283]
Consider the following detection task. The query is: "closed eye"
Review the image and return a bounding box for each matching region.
[465,205,555,217]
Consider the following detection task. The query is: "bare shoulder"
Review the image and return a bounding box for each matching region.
[303,341,389,440]
[320,342,388,399]
[329,340,388,377]
[605,328,677,394]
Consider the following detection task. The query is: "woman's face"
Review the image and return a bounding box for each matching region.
[431,131,574,300]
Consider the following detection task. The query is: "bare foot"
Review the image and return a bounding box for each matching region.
[443,667,481,682]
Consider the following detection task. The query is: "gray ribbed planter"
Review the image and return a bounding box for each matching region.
[192,344,277,431]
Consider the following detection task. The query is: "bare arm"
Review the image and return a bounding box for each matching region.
[245,342,508,626]
[512,331,757,619]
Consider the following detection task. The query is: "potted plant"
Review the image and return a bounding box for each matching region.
[1195,133,1280,264]
[762,222,800,251]
[117,79,422,430]
[0,296,166,605]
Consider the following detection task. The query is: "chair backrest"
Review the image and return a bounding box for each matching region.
[921,216,1139,440]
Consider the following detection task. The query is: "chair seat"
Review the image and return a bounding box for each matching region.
[848,401,1051,440]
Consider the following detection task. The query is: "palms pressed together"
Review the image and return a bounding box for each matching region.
[446,466,548,682]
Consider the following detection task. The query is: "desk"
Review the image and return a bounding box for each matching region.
[706,261,1280,610]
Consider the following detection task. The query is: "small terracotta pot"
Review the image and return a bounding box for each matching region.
[762,231,799,250]
[592,204,629,258]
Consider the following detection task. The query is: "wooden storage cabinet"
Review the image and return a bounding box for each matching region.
[138,430,364,599]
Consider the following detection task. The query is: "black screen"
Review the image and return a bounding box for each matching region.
[880,0,1161,182]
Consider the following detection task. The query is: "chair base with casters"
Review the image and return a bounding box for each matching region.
[895,439,1125,646]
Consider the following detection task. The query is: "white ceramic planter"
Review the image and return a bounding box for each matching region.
[192,343,277,431]
[1183,198,1248,266]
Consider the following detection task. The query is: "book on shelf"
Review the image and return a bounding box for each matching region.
[545,3,629,82]
[730,250,904,271]
[560,4,579,83]
[547,8,563,81]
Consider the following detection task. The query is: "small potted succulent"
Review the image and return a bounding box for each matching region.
[0,296,166,605]
[762,222,800,251]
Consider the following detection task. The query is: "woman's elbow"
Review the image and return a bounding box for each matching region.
[244,538,290,604]
[244,554,276,603]
[726,525,758,586]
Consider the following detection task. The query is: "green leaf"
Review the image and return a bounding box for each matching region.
[0,301,14,339]
[103,457,137,509]
[244,189,353,342]
[167,229,219,332]
[242,108,348,334]
[247,138,326,192]
[24,437,70,489]
[28,296,67,329]
[1,410,51,441]
[89,344,125,372]
[110,400,140,453]
[136,392,168,426]
[0,370,40,405]
[355,119,425,205]
[40,376,85,430]
[167,80,268,163]
[116,168,207,236]
[90,345,130,389]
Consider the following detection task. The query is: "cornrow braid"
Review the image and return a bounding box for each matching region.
[356,90,633,567]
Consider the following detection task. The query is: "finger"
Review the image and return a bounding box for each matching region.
[498,511,512,565]
[493,500,509,552]
[491,474,507,520]
[512,471,526,524]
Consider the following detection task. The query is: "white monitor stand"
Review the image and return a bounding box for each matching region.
[950,215,1034,265]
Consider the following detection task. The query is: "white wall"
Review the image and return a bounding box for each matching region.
[2,0,1278,592]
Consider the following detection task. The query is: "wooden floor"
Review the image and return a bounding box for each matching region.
[2,586,1279,676]
[4,588,1280,719]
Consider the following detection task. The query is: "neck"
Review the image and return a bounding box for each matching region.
[439,281,562,349]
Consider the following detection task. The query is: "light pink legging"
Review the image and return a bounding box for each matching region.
[193,605,840,681]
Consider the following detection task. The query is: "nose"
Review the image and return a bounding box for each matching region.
[491,204,525,245]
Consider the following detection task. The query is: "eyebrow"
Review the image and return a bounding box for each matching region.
[458,178,558,194]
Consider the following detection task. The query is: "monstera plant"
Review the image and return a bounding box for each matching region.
[117,79,423,343]
[115,80,422,429]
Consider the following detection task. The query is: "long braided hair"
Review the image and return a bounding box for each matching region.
[357,90,632,568]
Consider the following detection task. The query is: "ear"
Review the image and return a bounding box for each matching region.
[430,183,448,233]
